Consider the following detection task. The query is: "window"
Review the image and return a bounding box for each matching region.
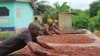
[0,7,9,16]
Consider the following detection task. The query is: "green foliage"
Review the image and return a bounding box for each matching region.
[71,9,82,15]
[88,18,95,32]
[72,9,100,32]
[45,8,57,19]
[89,0,100,17]
[0,31,14,40]
[73,12,90,30]
[53,2,69,13]
[72,7,100,32]
[84,9,90,16]
[43,2,69,24]
[43,8,57,24]
[94,10,100,31]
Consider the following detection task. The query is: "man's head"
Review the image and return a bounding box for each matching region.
[47,19,53,24]
[28,23,40,37]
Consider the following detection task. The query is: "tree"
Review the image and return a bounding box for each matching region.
[71,9,82,15]
[73,12,90,30]
[43,8,55,24]
[84,9,90,16]
[44,2,70,19]
[89,0,100,17]
[31,0,51,15]
[94,10,100,31]
[72,9,96,32]
[42,2,70,24]
[53,2,69,13]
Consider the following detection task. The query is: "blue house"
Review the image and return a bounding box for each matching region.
[0,0,34,31]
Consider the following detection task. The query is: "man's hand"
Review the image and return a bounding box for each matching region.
[52,27,63,35]
[27,41,54,55]
[37,40,54,49]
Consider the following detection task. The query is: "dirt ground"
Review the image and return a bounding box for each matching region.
[9,32,100,56]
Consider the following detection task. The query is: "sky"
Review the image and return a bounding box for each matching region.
[46,0,97,10]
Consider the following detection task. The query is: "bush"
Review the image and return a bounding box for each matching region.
[94,11,100,31]
[88,18,95,32]
[72,12,96,32]
[73,13,89,30]
[0,31,15,40]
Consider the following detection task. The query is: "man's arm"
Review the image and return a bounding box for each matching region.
[27,41,52,55]
[52,27,63,35]
[37,39,53,49]
[44,25,52,36]
[54,23,60,30]
[51,23,62,35]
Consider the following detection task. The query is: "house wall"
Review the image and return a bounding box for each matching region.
[59,12,73,32]
[0,2,15,31]
[14,2,33,29]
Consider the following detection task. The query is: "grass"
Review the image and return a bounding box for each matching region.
[0,31,15,41]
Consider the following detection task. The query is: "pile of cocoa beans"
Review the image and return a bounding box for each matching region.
[39,34,95,44]
[10,34,100,56]
[10,45,100,56]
